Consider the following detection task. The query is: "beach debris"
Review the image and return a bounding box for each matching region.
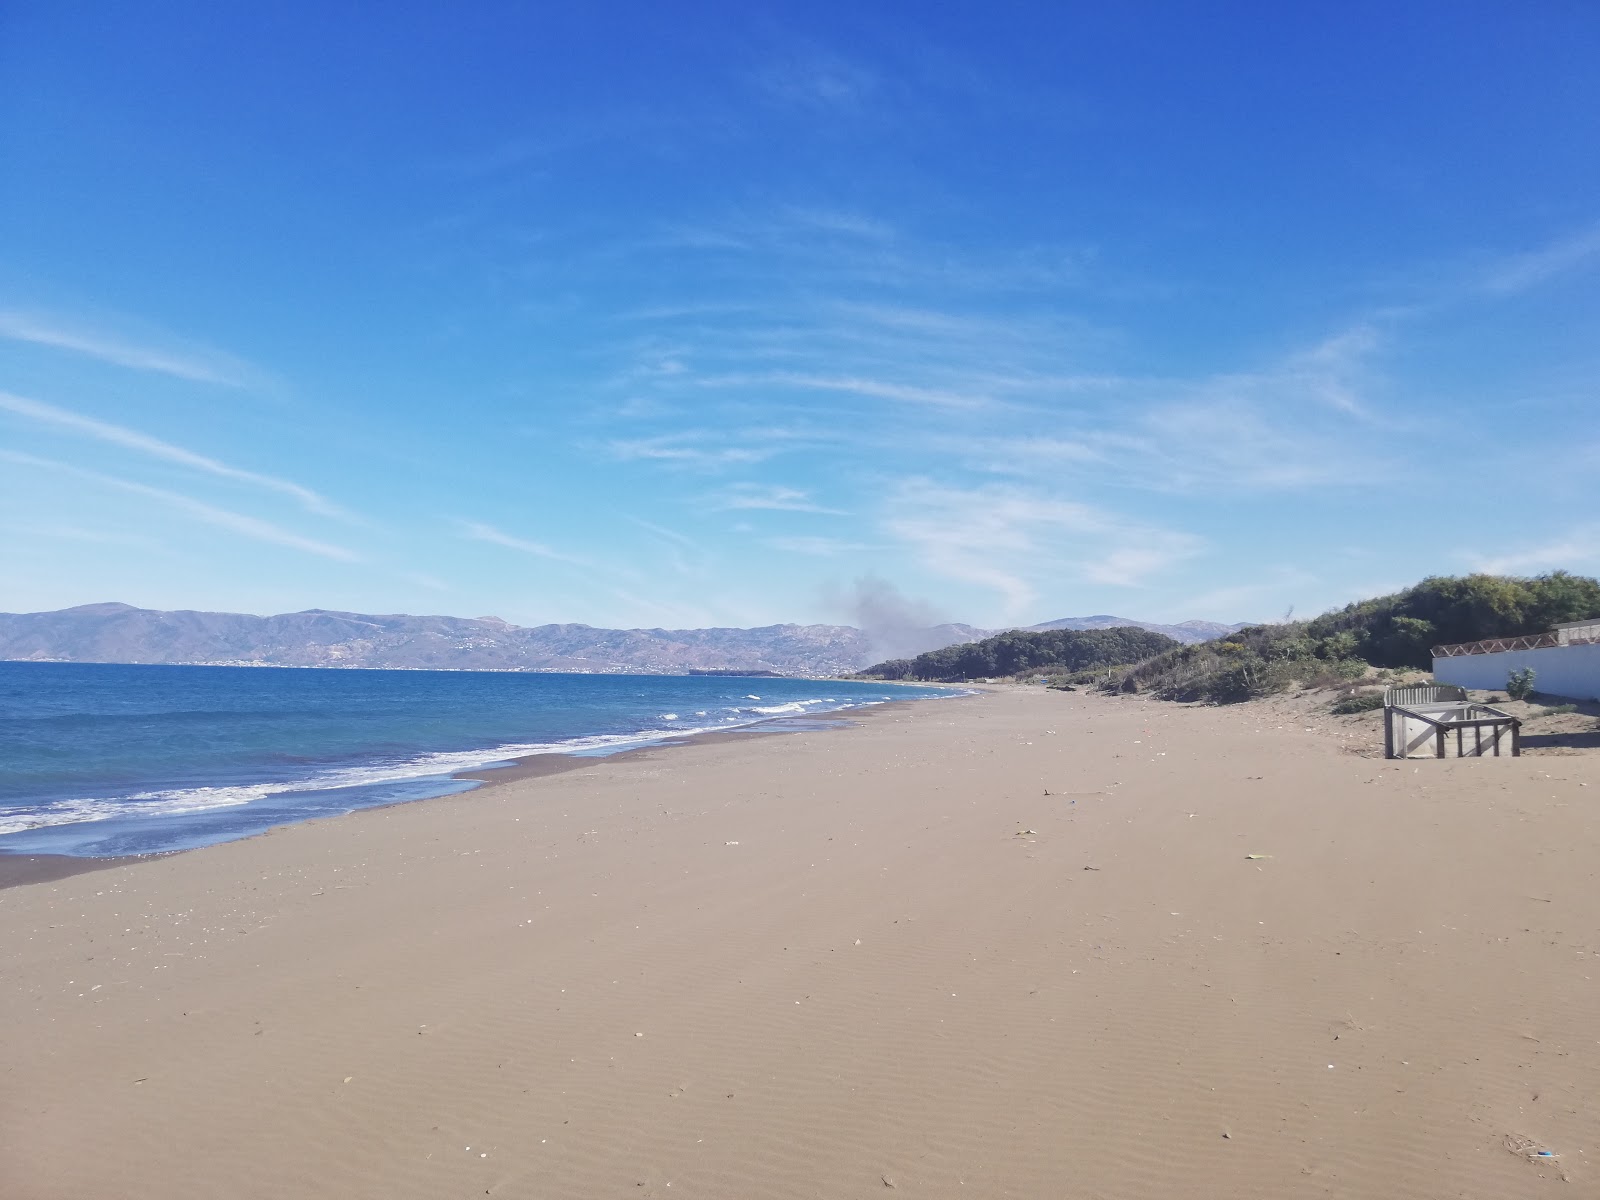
[724,841,739,846]
[1015,829,1037,837]
[1505,1133,1558,1163]
[343,1076,354,1084]
[1245,854,1271,860]
[881,1176,897,1188]
[1082,865,1100,871]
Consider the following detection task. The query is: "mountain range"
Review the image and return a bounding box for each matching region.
[0,603,1245,676]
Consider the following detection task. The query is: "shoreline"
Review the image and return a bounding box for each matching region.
[0,693,958,890]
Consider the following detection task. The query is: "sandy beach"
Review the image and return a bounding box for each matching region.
[3,686,1596,1198]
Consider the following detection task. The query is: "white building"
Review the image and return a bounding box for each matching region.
[1432,619,1600,701]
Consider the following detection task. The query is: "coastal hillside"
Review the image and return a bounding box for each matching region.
[1100,572,1600,703]
[862,626,1179,682]
[0,603,888,675]
[1025,615,1244,643]
[0,603,1237,676]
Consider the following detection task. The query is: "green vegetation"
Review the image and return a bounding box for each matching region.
[1298,571,1600,668]
[1537,702,1577,716]
[1506,667,1537,701]
[1096,572,1600,705]
[1330,691,1385,715]
[1098,623,1371,703]
[862,626,1177,682]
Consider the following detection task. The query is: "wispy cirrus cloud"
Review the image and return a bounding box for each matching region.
[0,391,349,519]
[458,520,593,568]
[608,432,779,468]
[1,450,361,562]
[765,534,874,556]
[0,310,261,389]
[1481,221,1600,295]
[702,371,993,410]
[704,483,847,514]
[884,479,1202,615]
[626,516,699,547]
[1467,526,1600,575]
[754,50,879,113]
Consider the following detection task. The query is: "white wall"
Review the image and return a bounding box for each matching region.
[1433,642,1600,701]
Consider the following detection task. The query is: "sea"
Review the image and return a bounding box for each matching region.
[0,662,959,859]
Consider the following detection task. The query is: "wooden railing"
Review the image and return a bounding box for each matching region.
[1432,633,1559,657]
[1434,627,1600,657]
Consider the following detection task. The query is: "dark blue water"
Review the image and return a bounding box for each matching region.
[0,662,957,858]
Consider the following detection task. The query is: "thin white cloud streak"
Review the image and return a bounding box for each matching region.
[953,322,1397,492]
[704,484,847,514]
[883,479,1202,616]
[753,50,879,113]
[782,207,895,239]
[0,311,257,388]
[1167,568,1320,624]
[0,391,349,519]
[765,535,874,556]
[0,450,361,562]
[1482,222,1600,295]
[458,520,592,568]
[608,435,776,468]
[627,516,699,548]
[1468,527,1600,575]
[703,371,993,410]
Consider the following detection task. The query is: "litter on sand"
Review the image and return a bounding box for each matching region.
[1245,854,1272,860]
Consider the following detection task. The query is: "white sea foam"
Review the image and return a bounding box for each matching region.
[0,723,726,837]
[0,687,973,840]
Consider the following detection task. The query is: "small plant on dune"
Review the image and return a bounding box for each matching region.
[1539,703,1578,716]
[1330,692,1384,715]
[1506,667,1537,701]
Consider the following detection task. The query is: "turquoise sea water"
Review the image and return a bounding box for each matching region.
[0,662,958,858]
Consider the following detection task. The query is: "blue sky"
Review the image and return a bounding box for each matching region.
[3,2,1598,631]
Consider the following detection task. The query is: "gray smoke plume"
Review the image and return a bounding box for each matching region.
[825,575,950,663]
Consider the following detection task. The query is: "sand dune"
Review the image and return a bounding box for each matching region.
[3,688,1595,1197]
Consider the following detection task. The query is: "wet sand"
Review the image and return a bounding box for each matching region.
[2,687,1596,1197]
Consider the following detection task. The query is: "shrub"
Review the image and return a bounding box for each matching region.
[1539,703,1578,716]
[1330,692,1384,715]
[1506,667,1537,701]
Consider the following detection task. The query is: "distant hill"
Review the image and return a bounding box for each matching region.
[1026,615,1246,644]
[0,603,1006,677]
